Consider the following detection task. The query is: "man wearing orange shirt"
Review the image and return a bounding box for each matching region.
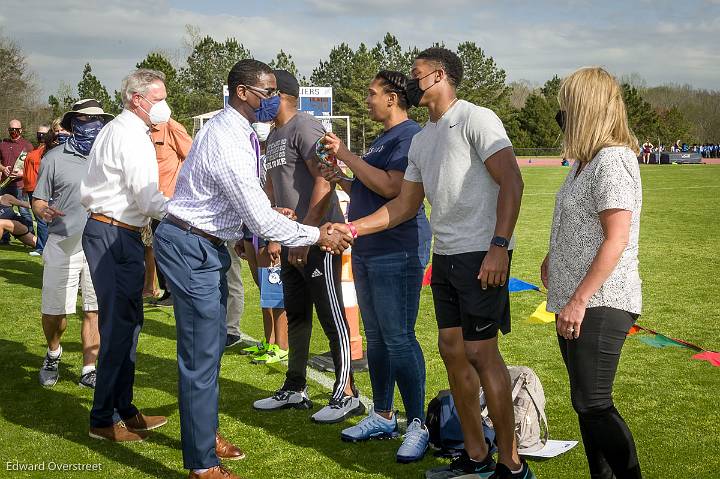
[24,125,50,256]
[149,117,192,306]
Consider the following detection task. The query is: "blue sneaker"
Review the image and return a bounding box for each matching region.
[340,407,398,442]
[488,461,536,479]
[397,418,429,463]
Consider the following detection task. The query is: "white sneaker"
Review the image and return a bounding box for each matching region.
[311,394,365,424]
[29,250,42,257]
[253,387,313,411]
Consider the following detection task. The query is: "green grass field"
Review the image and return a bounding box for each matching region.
[1,165,718,479]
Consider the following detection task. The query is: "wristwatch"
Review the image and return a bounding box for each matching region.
[490,236,509,248]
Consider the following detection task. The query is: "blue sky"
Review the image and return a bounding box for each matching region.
[2,0,719,101]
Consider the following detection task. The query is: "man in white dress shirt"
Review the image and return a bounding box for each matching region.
[153,59,352,479]
[80,69,170,442]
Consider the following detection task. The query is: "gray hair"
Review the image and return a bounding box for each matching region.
[120,69,166,107]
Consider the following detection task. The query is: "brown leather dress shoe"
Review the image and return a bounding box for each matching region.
[188,465,242,479]
[89,423,148,442]
[215,432,246,461]
[123,412,168,432]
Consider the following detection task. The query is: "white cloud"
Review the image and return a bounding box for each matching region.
[1,0,719,103]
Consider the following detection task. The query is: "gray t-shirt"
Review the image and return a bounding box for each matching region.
[404,100,514,255]
[34,143,91,242]
[546,146,642,314]
[265,112,343,223]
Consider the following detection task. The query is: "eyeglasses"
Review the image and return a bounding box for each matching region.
[243,85,279,98]
[8,128,21,133]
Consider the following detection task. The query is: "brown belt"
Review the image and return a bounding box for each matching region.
[166,214,225,247]
[90,213,141,232]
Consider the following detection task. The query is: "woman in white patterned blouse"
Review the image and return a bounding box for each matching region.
[541,67,643,479]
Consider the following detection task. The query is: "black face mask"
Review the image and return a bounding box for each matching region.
[405,70,439,107]
[37,132,46,142]
[555,110,566,132]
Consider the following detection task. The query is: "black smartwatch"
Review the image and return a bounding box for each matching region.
[490,236,509,248]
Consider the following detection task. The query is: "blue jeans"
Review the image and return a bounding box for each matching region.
[0,184,34,242]
[27,191,48,251]
[154,220,230,470]
[352,240,431,422]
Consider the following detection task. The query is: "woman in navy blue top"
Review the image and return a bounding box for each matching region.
[321,70,432,463]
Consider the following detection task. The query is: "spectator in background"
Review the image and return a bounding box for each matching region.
[542,66,643,479]
[33,100,113,390]
[81,70,170,442]
[145,114,193,306]
[641,139,653,164]
[23,125,51,256]
[52,118,72,146]
[0,193,36,247]
[0,119,35,245]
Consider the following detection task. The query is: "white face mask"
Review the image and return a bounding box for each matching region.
[139,96,172,124]
[252,121,272,142]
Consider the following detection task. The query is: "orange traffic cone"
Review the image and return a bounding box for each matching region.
[341,247,364,360]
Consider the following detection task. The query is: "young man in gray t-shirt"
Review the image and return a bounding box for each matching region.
[331,49,534,479]
[253,70,363,424]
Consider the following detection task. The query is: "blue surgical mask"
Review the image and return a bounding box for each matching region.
[69,118,105,156]
[254,95,280,122]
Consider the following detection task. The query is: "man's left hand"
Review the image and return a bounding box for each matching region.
[477,245,509,290]
[288,246,309,269]
[273,207,297,221]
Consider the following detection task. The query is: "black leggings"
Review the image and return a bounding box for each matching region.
[558,306,642,479]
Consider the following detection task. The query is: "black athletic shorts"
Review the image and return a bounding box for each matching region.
[431,250,513,341]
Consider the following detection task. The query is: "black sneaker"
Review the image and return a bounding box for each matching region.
[488,461,536,479]
[225,334,243,348]
[78,370,97,389]
[425,450,496,479]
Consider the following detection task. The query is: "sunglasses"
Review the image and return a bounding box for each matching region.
[243,85,279,98]
[8,128,21,133]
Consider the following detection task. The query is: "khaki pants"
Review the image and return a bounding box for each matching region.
[225,241,244,336]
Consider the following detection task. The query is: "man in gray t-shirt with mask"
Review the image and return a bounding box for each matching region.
[254,70,363,424]
[32,99,113,391]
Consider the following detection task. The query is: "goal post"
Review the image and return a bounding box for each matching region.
[314,115,351,153]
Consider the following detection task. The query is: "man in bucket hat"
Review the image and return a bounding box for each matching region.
[32,99,113,391]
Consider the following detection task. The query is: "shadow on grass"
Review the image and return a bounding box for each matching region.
[137,348,443,477]
[0,338,186,479]
[141,308,177,342]
[1,331,443,478]
[0,257,43,290]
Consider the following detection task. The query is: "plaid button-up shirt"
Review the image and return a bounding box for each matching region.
[167,106,319,245]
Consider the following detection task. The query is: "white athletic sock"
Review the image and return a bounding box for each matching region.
[81,365,96,376]
[193,469,208,475]
[47,345,62,359]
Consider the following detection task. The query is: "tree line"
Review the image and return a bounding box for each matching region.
[3,30,718,153]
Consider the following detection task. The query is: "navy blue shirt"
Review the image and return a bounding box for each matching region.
[347,119,431,256]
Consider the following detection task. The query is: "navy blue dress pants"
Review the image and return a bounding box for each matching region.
[82,218,143,428]
[153,219,230,470]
